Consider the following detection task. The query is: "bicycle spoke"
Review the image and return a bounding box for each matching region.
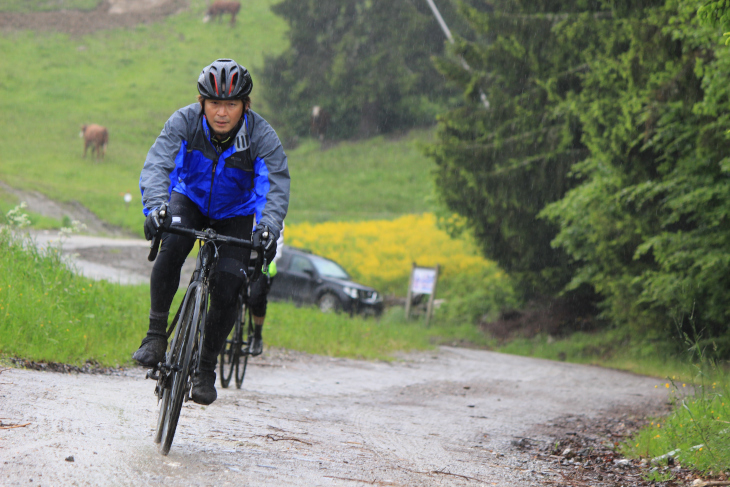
[235,305,253,389]
[220,298,243,388]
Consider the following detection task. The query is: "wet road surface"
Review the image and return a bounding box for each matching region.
[1,347,669,486]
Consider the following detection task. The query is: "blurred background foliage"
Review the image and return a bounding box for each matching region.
[260,0,468,141]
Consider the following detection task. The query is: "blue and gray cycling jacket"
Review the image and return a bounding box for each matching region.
[139,103,290,238]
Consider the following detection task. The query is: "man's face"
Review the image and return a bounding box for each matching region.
[204,99,244,136]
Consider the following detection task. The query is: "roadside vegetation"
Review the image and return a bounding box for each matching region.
[0,223,149,366]
[622,372,730,477]
[0,216,487,366]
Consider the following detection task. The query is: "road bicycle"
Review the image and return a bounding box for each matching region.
[144,204,266,455]
[218,264,257,389]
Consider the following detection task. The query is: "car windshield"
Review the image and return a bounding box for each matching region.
[310,255,349,279]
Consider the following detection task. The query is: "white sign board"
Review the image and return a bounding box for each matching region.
[411,267,437,295]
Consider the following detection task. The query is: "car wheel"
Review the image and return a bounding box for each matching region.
[318,293,342,313]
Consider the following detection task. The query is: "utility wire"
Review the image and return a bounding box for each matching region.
[424,0,490,109]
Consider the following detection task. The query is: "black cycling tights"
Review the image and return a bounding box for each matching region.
[150,192,253,367]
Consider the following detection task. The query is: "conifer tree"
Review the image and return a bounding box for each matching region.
[261,0,461,140]
[427,1,607,296]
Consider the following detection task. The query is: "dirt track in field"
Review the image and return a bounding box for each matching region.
[0,0,188,37]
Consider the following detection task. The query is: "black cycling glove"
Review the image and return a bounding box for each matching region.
[252,224,277,262]
[144,206,168,241]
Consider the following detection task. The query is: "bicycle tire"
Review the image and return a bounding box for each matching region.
[153,292,189,445]
[160,285,203,455]
[153,387,170,444]
[235,304,254,389]
[219,296,244,389]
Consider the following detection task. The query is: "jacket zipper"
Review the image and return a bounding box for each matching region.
[205,115,247,218]
[206,158,218,217]
[206,135,221,218]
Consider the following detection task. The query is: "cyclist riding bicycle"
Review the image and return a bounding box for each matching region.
[247,221,284,356]
[133,58,290,406]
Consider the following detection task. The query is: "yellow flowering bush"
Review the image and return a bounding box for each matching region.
[286,214,517,323]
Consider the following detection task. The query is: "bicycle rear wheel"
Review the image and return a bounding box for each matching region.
[160,285,203,455]
[235,304,254,389]
[219,296,244,389]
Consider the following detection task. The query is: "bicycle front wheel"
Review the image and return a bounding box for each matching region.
[219,296,244,389]
[153,387,170,444]
[235,304,254,389]
[160,284,203,455]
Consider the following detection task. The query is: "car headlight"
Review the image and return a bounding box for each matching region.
[342,286,359,299]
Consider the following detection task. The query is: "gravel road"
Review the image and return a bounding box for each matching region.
[1,346,669,486]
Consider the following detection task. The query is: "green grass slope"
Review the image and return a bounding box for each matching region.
[0,0,437,234]
[0,0,287,234]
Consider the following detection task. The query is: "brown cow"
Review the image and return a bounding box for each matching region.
[310,106,330,142]
[80,124,108,161]
[203,1,241,26]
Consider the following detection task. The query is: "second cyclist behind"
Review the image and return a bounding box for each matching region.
[247,221,284,356]
[133,58,290,406]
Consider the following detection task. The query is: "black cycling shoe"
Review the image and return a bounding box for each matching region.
[191,370,217,405]
[132,335,167,367]
[250,336,263,357]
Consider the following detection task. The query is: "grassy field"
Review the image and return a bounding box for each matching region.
[0,0,288,235]
[0,0,437,235]
[288,134,437,223]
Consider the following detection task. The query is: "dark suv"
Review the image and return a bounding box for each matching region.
[269,246,383,316]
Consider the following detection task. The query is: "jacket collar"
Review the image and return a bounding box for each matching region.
[201,114,249,153]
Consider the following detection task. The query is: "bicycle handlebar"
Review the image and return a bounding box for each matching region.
[147,205,268,279]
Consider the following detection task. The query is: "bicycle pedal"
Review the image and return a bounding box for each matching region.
[157,362,180,372]
[146,369,160,380]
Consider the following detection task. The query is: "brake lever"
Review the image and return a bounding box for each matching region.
[147,204,168,262]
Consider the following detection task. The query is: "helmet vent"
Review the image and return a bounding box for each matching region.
[220,68,227,94]
[229,72,238,95]
[209,72,219,95]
